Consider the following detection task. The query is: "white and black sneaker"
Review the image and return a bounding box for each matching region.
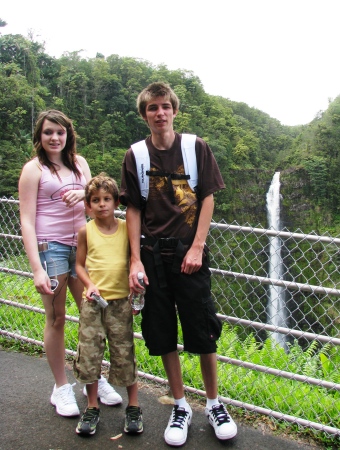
[164,404,192,446]
[205,402,237,440]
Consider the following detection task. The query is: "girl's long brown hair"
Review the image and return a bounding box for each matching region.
[33,110,81,179]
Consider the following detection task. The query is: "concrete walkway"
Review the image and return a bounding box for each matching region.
[0,349,321,450]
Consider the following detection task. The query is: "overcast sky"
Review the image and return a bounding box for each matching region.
[2,0,340,126]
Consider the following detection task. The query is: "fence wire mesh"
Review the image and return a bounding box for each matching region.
[1,198,339,438]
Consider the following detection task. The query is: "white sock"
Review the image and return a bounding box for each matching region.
[175,397,189,409]
[206,397,219,409]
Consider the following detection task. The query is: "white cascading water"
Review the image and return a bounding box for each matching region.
[266,172,287,349]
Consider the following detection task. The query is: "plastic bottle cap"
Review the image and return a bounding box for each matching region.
[137,272,144,279]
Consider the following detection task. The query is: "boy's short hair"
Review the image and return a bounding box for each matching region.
[136,82,180,117]
[85,172,119,204]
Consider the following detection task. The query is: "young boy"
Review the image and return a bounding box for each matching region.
[73,173,143,436]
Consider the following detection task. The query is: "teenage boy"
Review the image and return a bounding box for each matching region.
[120,82,237,446]
[74,173,143,436]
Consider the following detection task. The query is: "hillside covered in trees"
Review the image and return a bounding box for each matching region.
[1,30,340,233]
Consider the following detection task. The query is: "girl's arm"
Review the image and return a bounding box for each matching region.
[19,161,53,294]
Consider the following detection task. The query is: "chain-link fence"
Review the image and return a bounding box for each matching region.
[1,198,340,439]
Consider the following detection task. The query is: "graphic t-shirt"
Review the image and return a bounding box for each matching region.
[120,133,225,243]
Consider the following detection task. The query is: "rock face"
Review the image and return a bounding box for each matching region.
[222,167,315,232]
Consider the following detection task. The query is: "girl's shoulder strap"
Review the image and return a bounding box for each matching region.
[33,157,43,171]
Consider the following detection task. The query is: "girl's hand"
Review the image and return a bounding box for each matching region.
[62,189,85,207]
[34,267,54,295]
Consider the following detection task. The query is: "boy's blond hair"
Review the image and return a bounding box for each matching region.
[85,172,119,205]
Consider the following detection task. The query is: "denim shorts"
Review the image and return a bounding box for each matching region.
[38,241,77,277]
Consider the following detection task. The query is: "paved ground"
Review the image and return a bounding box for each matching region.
[0,349,322,450]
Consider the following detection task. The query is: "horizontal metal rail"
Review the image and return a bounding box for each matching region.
[212,222,340,245]
[211,268,340,296]
[219,314,340,345]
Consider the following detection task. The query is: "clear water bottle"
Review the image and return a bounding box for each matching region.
[129,272,145,315]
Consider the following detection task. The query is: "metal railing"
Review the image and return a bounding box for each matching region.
[1,197,339,438]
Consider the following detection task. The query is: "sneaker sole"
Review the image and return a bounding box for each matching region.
[76,426,98,435]
[124,427,144,434]
[99,396,122,406]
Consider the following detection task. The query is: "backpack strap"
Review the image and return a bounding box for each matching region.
[131,134,197,202]
[181,134,197,191]
[131,139,150,201]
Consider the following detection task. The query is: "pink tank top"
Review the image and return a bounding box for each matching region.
[35,161,87,247]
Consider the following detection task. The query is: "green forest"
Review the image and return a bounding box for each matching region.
[1,26,340,234]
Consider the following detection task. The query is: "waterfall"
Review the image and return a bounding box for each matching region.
[266,172,287,349]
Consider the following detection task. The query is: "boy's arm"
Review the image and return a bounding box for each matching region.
[75,225,98,299]
[126,203,148,291]
[181,193,214,275]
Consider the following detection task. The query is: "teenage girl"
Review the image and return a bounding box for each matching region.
[19,110,91,416]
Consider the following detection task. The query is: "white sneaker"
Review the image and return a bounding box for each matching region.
[164,404,192,446]
[205,403,237,440]
[83,376,122,406]
[50,383,80,417]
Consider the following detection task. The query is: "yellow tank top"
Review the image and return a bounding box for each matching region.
[85,218,129,300]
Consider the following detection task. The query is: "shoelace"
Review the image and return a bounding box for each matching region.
[126,406,141,421]
[58,383,76,404]
[170,406,189,429]
[211,404,231,425]
[82,407,99,423]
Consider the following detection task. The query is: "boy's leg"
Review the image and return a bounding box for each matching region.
[161,351,184,399]
[200,353,218,399]
[126,382,139,406]
[124,384,143,435]
[86,381,99,408]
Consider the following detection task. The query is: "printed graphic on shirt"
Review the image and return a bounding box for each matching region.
[50,183,84,200]
[149,165,197,228]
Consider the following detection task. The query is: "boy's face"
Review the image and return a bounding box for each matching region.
[143,96,178,135]
[89,188,116,218]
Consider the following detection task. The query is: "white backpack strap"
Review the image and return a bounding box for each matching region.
[131,140,150,201]
[181,134,197,191]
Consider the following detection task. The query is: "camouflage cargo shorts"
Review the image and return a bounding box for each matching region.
[73,297,137,387]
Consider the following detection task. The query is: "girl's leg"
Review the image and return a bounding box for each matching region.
[68,275,84,311]
[41,273,69,387]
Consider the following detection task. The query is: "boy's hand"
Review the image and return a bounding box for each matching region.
[129,262,148,294]
[86,284,99,301]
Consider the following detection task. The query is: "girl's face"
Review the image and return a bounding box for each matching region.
[40,119,67,154]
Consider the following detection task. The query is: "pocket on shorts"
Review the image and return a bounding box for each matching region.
[203,296,222,341]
